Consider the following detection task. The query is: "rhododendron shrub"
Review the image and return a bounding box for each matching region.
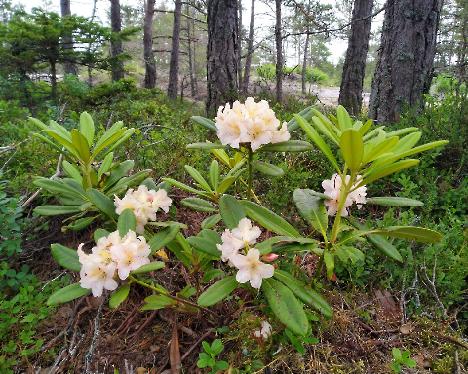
[41,104,447,340]
[29,112,150,231]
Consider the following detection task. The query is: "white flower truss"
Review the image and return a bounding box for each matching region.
[253,320,273,340]
[78,230,151,296]
[217,218,274,289]
[215,97,291,151]
[115,185,172,233]
[322,173,367,217]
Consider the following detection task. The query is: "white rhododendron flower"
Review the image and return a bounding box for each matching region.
[231,218,262,247]
[230,248,274,289]
[254,320,273,339]
[77,230,151,296]
[110,231,151,280]
[216,218,261,262]
[215,97,291,151]
[322,174,367,216]
[115,185,172,233]
[78,246,118,297]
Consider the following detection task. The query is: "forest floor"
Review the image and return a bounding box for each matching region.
[26,197,466,373]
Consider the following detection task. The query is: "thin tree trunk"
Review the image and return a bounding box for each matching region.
[242,0,255,95]
[369,0,443,123]
[50,60,57,100]
[206,0,239,115]
[191,12,198,94]
[338,0,373,115]
[110,0,124,81]
[301,28,310,95]
[275,0,283,103]
[238,0,243,92]
[186,5,196,97]
[60,0,77,75]
[143,0,157,88]
[87,0,98,86]
[168,0,182,99]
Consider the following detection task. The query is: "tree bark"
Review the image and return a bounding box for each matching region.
[338,0,373,115]
[206,0,239,115]
[369,0,443,123]
[143,0,157,88]
[168,0,182,99]
[186,4,196,97]
[301,28,310,95]
[242,0,255,95]
[238,0,243,92]
[275,0,283,103]
[60,0,77,76]
[87,0,98,86]
[110,0,124,81]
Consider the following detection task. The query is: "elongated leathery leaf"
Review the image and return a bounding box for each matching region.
[262,278,309,336]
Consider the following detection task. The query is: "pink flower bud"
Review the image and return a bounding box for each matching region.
[262,253,279,262]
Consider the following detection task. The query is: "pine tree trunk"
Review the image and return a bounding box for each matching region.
[168,0,182,99]
[186,5,196,97]
[60,0,77,76]
[238,0,243,92]
[275,0,283,103]
[50,60,57,100]
[206,0,239,115]
[338,0,373,115]
[143,0,157,89]
[242,0,255,95]
[301,29,310,95]
[110,0,124,81]
[369,0,443,123]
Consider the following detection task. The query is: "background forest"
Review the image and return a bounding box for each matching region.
[0,0,466,373]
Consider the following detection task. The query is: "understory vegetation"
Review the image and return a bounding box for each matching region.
[0,76,466,373]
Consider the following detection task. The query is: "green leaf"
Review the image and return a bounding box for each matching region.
[273,270,332,318]
[191,116,216,131]
[117,208,137,236]
[103,160,135,190]
[262,278,309,336]
[363,136,399,164]
[63,216,97,231]
[186,142,226,150]
[94,228,110,241]
[336,105,352,130]
[141,294,175,311]
[34,205,82,216]
[201,214,222,229]
[253,161,284,177]
[259,140,313,152]
[163,177,207,196]
[365,234,402,261]
[79,111,95,146]
[34,178,85,199]
[181,197,216,212]
[198,276,238,306]
[362,159,420,185]
[372,226,443,243]
[131,261,165,274]
[62,161,83,183]
[187,230,222,258]
[47,283,90,306]
[242,201,300,237]
[51,244,80,272]
[293,189,328,237]
[340,129,363,171]
[98,152,114,181]
[109,284,130,309]
[71,129,91,162]
[324,251,334,279]
[219,195,246,229]
[211,339,224,355]
[203,269,225,282]
[87,188,117,219]
[148,225,180,254]
[209,160,219,190]
[367,197,423,207]
[295,114,340,172]
[287,105,314,131]
[185,165,213,192]
[216,176,238,194]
